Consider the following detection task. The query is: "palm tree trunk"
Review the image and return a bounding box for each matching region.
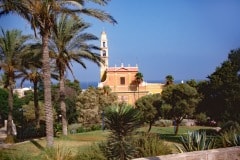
[42,32,54,147]
[33,81,40,128]
[59,75,67,135]
[7,78,14,136]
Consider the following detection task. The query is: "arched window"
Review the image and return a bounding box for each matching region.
[103,50,106,56]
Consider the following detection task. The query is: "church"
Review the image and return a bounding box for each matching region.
[98,31,164,105]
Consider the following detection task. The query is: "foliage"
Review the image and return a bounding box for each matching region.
[195,112,208,125]
[103,105,142,160]
[186,79,198,88]
[165,75,174,86]
[22,101,45,122]
[175,130,215,152]
[219,121,240,134]
[162,83,201,134]
[198,129,219,136]
[159,104,172,119]
[0,88,8,125]
[217,121,240,147]
[16,122,46,141]
[50,13,105,135]
[0,29,32,136]
[52,80,80,125]
[135,72,144,84]
[132,133,172,158]
[0,150,34,160]
[0,0,116,147]
[65,80,81,93]
[76,143,106,160]
[134,72,143,97]
[154,119,173,127]
[41,145,74,160]
[197,48,240,123]
[219,129,240,147]
[135,94,162,132]
[69,124,102,134]
[76,87,117,125]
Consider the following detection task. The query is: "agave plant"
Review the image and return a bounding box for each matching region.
[176,130,215,152]
[220,129,240,147]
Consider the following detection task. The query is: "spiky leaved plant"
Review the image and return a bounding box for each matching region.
[220,129,240,147]
[175,130,215,152]
[103,104,142,160]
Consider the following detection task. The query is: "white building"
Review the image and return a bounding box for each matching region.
[13,87,33,98]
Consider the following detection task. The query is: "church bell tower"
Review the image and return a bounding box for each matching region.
[100,31,109,82]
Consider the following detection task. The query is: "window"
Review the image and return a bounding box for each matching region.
[120,77,125,85]
[103,42,106,47]
[103,50,106,56]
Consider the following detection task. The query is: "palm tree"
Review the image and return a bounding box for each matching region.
[165,75,174,86]
[18,45,42,128]
[0,29,31,139]
[0,0,116,147]
[135,72,143,99]
[49,14,103,136]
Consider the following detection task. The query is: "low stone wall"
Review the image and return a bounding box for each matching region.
[133,146,240,160]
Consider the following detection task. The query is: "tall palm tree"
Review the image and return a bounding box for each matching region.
[0,29,31,139]
[135,72,143,99]
[18,44,42,128]
[49,14,102,136]
[0,0,116,147]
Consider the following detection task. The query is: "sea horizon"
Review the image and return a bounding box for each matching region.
[79,79,206,89]
[17,79,207,90]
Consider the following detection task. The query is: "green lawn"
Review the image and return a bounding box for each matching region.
[0,126,213,158]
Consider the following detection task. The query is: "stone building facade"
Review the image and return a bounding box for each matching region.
[98,31,164,105]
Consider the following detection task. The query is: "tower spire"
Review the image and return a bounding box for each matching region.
[100,31,109,82]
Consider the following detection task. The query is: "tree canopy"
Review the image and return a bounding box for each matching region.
[162,83,201,134]
[135,94,162,132]
[198,48,240,123]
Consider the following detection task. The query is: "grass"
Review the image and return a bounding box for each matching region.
[1,130,109,157]
[0,126,213,158]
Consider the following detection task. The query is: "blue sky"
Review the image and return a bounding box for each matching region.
[1,0,240,83]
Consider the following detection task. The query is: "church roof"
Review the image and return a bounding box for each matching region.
[107,66,138,72]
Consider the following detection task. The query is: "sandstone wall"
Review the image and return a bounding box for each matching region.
[133,146,240,160]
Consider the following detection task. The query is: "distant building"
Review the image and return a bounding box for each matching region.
[98,31,164,105]
[13,87,33,98]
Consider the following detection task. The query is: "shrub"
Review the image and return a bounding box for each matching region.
[0,150,37,160]
[75,143,106,160]
[132,133,172,158]
[68,123,101,134]
[218,128,240,147]
[195,113,208,125]
[16,122,45,141]
[219,121,240,134]
[154,119,172,127]
[68,123,82,134]
[41,145,74,160]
